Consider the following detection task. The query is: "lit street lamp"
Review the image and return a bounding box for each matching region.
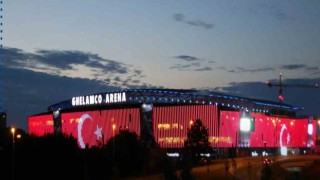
[11,127,15,143]
[189,120,193,127]
[112,124,116,132]
[11,127,15,180]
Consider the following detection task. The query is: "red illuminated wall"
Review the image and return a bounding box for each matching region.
[28,114,54,136]
[61,108,140,148]
[153,105,218,148]
[218,111,240,147]
[218,110,311,148]
[28,107,316,150]
[250,113,309,148]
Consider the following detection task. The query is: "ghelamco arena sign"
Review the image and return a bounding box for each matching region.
[71,92,127,106]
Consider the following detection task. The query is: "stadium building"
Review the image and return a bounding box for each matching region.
[28,89,318,157]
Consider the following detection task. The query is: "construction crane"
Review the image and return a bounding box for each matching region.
[266,73,318,103]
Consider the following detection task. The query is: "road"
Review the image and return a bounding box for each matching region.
[128,155,320,180]
[191,155,320,180]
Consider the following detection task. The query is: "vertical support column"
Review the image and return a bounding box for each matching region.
[307,116,313,148]
[316,119,320,146]
[238,110,252,147]
[140,103,155,148]
[53,110,62,134]
[238,110,253,158]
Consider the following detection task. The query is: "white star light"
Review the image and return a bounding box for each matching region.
[94,125,102,140]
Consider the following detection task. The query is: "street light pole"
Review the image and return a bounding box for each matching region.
[11,127,15,180]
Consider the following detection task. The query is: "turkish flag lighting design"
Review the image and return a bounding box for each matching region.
[219,111,311,148]
[61,108,140,148]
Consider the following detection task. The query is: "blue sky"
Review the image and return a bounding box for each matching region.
[1,0,320,131]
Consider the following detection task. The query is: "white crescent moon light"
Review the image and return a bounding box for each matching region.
[279,124,290,147]
[78,114,93,149]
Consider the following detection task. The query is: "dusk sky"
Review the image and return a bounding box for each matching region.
[1,0,320,131]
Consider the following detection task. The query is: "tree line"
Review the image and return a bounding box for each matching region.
[0,119,210,180]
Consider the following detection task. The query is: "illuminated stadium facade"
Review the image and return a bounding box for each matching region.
[28,89,318,156]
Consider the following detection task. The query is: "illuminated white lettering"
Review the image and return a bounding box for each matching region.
[122,92,126,102]
[106,94,109,103]
[90,95,94,104]
[110,94,114,103]
[114,93,118,103]
[98,95,102,104]
[86,96,90,105]
[117,93,121,102]
[94,95,98,104]
[76,97,79,105]
[72,92,127,106]
[81,96,84,105]
[72,97,76,106]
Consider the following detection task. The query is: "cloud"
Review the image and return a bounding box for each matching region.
[170,65,213,72]
[225,64,317,74]
[114,76,121,81]
[173,13,185,22]
[247,3,296,21]
[280,64,307,70]
[173,13,214,30]
[131,80,140,84]
[228,66,275,73]
[2,62,160,131]
[0,47,31,61]
[173,55,202,61]
[34,49,93,70]
[210,78,320,116]
[0,47,35,69]
[306,66,319,71]
[186,20,214,29]
[170,55,216,71]
[170,55,203,71]
[133,69,143,76]
[195,67,212,71]
[275,12,295,21]
[0,47,145,88]
[170,64,192,71]
[217,66,227,70]
[2,66,117,131]
[191,62,200,67]
[34,49,129,74]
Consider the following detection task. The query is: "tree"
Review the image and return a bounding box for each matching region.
[105,129,144,178]
[184,119,210,164]
[14,133,82,180]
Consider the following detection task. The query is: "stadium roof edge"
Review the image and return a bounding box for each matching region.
[47,88,303,113]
